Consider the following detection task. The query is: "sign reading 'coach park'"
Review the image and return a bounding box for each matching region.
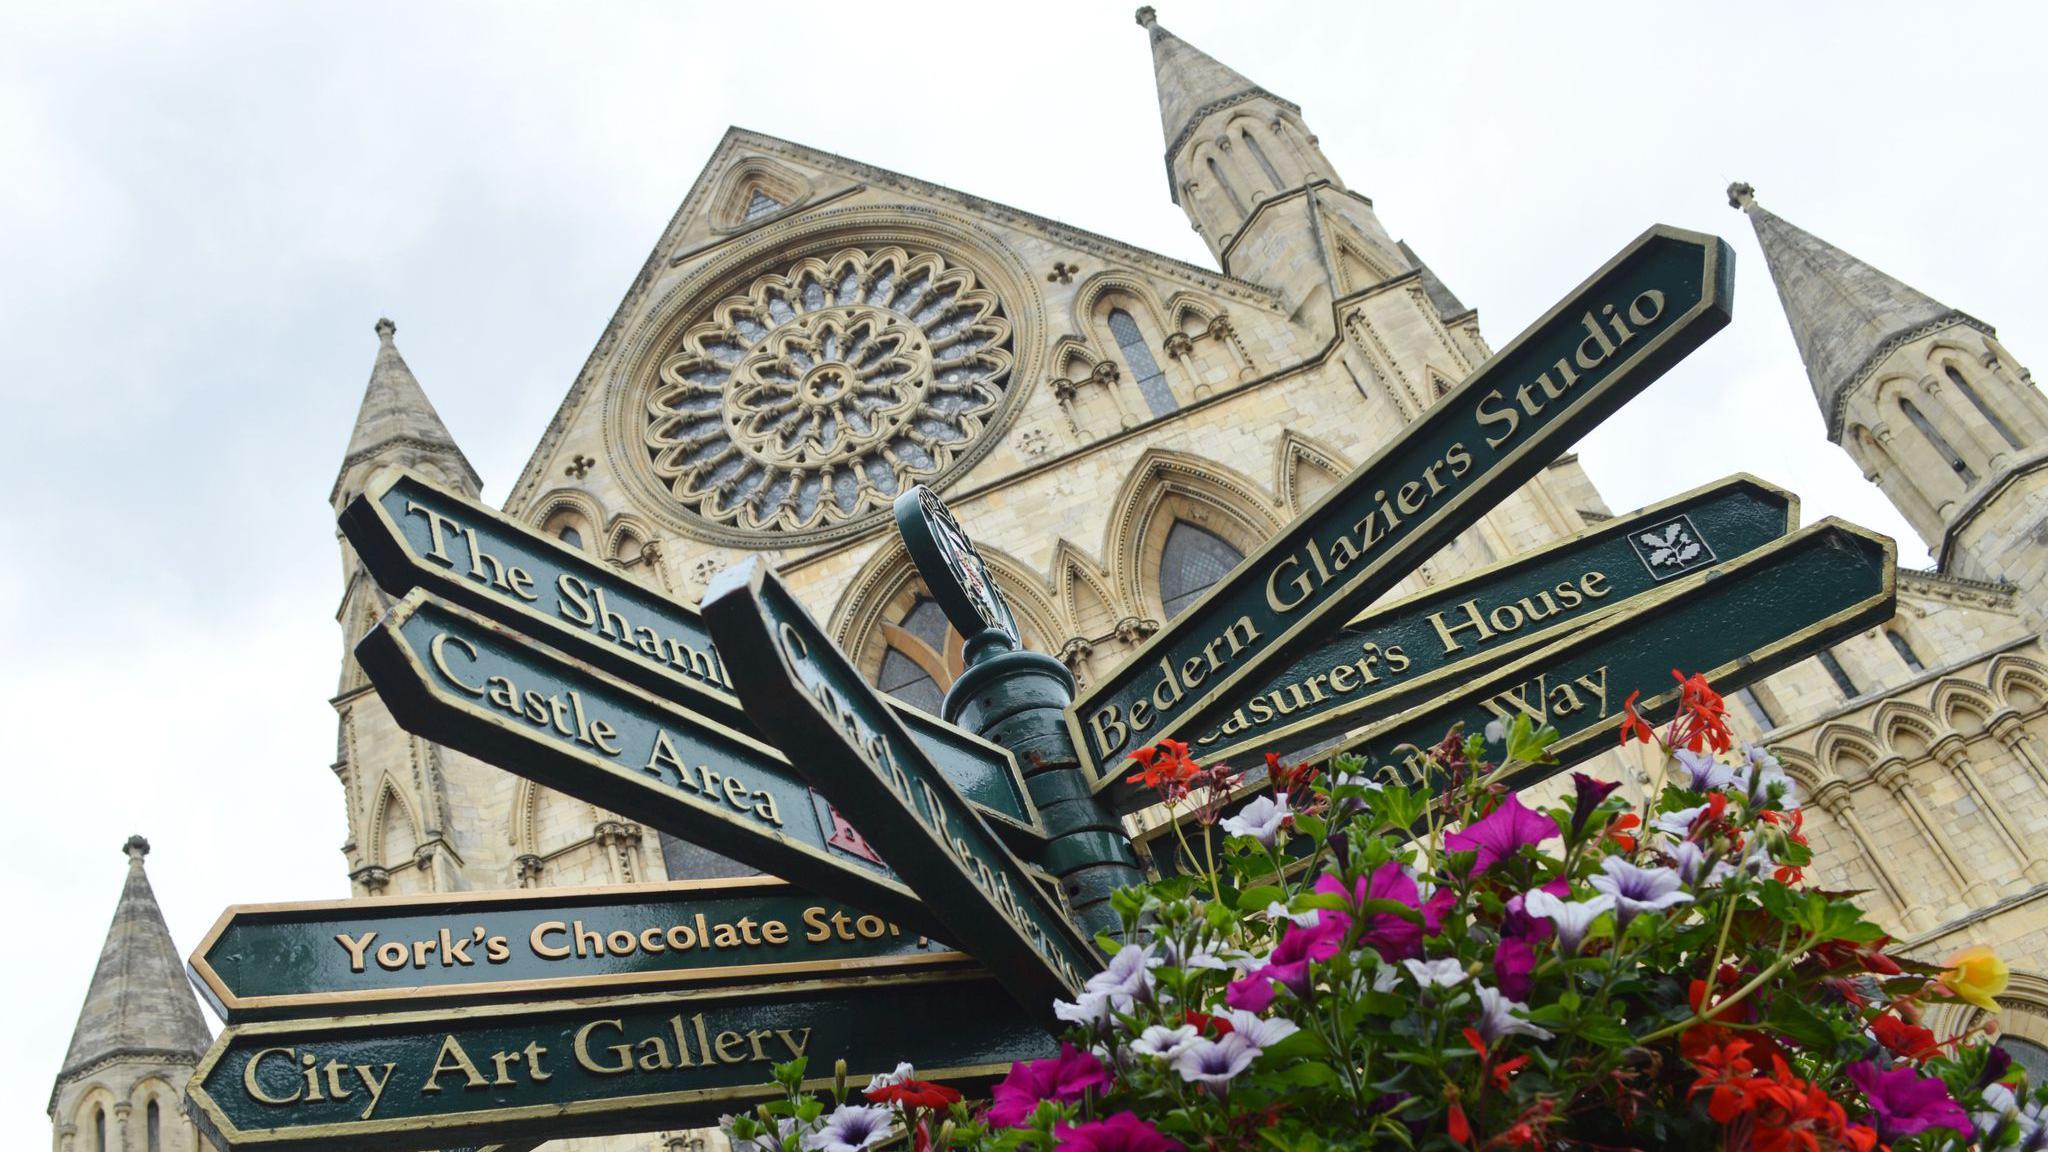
[1070,226,1734,785]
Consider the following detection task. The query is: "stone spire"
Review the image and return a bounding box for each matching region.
[1136,7,1299,204]
[1727,182,1992,441]
[53,837,212,1096]
[329,317,481,507]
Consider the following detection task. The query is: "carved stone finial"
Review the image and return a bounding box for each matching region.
[1726,181,1756,211]
[123,834,150,861]
[374,317,397,341]
[1135,6,1157,28]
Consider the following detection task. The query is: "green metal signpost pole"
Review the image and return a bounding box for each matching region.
[893,486,1143,939]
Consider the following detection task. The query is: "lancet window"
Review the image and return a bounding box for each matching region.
[1887,629,1924,674]
[877,596,956,713]
[1735,686,1777,731]
[1817,649,1859,700]
[1206,156,1246,215]
[1158,521,1245,619]
[1901,398,1977,485]
[1242,127,1284,191]
[1947,364,2023,449]
[1108,308,1176,418]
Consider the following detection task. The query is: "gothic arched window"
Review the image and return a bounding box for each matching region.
[2000,1036,2048,1084]
[1947,364,2024,449]
[876,596,956,714]
[147,1099,162,1152]
[1901,398,1978,486]
[1242,127,1284,192]
[1206,156,1246,215]
[1816,649,1859,700]
[93,1107,106,1152]
[556,524,584,549]
[1108,309,1177,418]
[1887,629,1924,674]
[1158,521,1244,619]
[1735,686,1777,731]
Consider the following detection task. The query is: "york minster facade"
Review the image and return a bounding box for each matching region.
[49,10,2048,1150]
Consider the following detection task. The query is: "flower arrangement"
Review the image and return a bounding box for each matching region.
[725,673,2038,1151]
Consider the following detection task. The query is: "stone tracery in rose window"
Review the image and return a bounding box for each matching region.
[643,246,1014,536]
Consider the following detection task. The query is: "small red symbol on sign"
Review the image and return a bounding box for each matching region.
[823,802,883,865]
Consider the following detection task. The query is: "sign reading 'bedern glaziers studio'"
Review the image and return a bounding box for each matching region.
[1069,226,1733,782]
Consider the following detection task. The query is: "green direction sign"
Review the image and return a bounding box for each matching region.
[1096,474,1797,813]
[704,560,1100,1015]
[355,591,941,937]
[185,971,1058,1152]
[1137,518,1895,877]
[1069,226,1735,783]
[339,468,1041,842]
[190,877,964,1023]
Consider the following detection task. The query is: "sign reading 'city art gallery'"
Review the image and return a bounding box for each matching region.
[191,878,962,1023]
[1070,226,1735,781]
[1095,475,1797,813]
[353,591,942,936]
[186,972,1058,1152]
[340,468,1042,841]
[1136,519,1896,877]
[704,560,1099,1014]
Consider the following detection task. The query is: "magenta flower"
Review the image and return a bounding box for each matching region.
[1502,878,1569,943]
[1493,935,1536,1001]
[986,1044,1112,1128]
[1313,862,1446,961]
[1847,1060,1972,1141]
[1569,772,1623,838]
[1054,1112,1182,1152]
[1446,794,1559,875]
[1225,912,1345,1010]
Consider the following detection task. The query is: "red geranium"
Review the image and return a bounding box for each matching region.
[865,1077,963,1109]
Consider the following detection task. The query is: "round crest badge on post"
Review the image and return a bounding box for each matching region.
[893,484,1020,655]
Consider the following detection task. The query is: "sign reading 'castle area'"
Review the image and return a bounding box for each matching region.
[339,469,1042,842]
[353,591,941,937]
[190,878,963,1023]
[1094,475,1797,814]
[185,972,1058,1152]
[1070,226,1735,785]
[704,559,1100,1014]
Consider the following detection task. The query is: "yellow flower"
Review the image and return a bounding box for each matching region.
[1941,945,2009,1012]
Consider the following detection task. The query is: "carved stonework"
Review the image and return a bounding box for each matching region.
[641,246,1016,540]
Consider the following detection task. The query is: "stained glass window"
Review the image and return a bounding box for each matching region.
[744,189,782,222]
[1108,308,1176,418]
[878,596,952,713]
[2002,1037,2048,1083]
[1817,649,1859,700]
[1159,521,1244,619]
[1947,364,2023,449]
[1887,630,1924,674]
[1902,398,1977,485]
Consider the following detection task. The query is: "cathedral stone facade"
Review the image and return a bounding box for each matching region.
[49,10,2048,1149]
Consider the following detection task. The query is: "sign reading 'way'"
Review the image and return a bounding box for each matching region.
[704,560,1099,1015]
[1096,475,1796,812]
[186,972,1058,1152]
[191,877,961,1023]
[354,591,938,936]
[1071,226,1734,782]
[341,469,1042,841]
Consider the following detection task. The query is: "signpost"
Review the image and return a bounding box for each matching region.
[190,877,963,1023]
[1096,475,1798,813]
[1069,226,1734,782]
[1136,518,1895,876]
[185,972,1059,1152]
[704,559,1101,1016]
[341,468,1043,842]
[354,590,939,935]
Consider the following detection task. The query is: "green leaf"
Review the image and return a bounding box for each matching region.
[1572,1017,1635,1048]
[1764,995,1839,1049]
[1757,879,1801,925]
[1271,1060,1341,1087]
[1506,713,1562,765]
[1237,884,1286,912]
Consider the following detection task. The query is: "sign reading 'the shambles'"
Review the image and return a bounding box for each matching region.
[185,973,1058,1152]
[1068,226,1734,782]
[354,591,941,937]
[339,468,1041,841]
[704,560,1099,1015]
[1091,475,1796,814]
[190,878,963,1023]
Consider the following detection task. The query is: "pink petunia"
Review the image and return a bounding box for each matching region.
[1314,862,1446,961]
[985,1044,1112,1128]
[1445,794,1560,876]
[1054,1111,1182,1152]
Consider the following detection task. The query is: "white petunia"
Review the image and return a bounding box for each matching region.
[1131,1024,1199,1060]
[1222,1009,1301,1052]
[1522,888,1614,955]
[1403,957,1467,988]
[1589,857,1695,925]
[1474,984,1555,1044]
[1221,793,1294,847]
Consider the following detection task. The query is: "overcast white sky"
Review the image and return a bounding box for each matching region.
[4,0,2044,1140]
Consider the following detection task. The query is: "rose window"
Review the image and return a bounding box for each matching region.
[643,246,1014,536]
